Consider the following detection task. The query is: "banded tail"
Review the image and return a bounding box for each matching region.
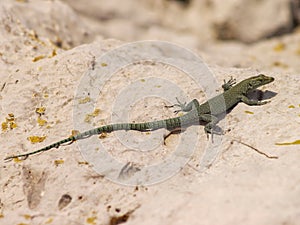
[4,114,198,161]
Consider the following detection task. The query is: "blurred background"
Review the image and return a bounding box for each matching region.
[6,0,300,49]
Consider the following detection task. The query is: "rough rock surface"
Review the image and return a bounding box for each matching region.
[1,1,300,225]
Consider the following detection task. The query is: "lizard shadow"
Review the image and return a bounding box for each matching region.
[247,89,277,101]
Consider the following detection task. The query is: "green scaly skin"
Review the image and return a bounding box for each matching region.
[4,74,274,161]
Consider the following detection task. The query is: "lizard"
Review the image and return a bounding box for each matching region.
[4,74,274,161]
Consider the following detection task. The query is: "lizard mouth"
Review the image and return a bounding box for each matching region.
[264,77,274,85]
[268,76,275,83]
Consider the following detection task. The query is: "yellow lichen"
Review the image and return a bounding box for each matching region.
[27,136,46,143]
[244,110,254,114]
[13,157,23,163]
[2,114,18,131]
[23,214,32,220]
[54,159,65,165]
[78,97,91,104]
[86,216,97,225]
[71,130,80,136]
[37,117,47,126]
[1,122,8,131]
[273,42,285,52]
[275,140,300,146]
[84,109,101,123]
[99,132,108,139]
[10,121,17,129]
[35,107,46,115]
[32,55,45,62]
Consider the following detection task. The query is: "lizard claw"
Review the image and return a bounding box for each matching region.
[165,97,187,114]
[204,125,223,136]
[175,97,187,109]
[205,126,224,142]
[173,109,181,115]
[222,76,237,91]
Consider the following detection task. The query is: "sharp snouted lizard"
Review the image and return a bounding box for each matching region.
[4,74,274,161]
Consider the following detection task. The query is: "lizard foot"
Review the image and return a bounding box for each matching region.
[165,97,187,114]
[205,126,223,143]
[222,76,236,91]
[163,128,184,145]
[204,125,223,136]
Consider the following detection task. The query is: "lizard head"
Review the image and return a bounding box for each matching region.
[246,74,274,91]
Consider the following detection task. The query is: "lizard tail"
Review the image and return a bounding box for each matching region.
[5,112,200,161]
[4,136,75,161]
[4,117,184,161]
[75,117,183,140]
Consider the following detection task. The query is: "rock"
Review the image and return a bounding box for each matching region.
[210,0,294,43]
[0,0,92,49]
[291,0,300,25]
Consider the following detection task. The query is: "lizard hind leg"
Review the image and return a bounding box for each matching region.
[163,127,186,145]
[200,114,223,141]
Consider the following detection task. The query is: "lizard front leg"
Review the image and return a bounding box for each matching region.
[166,98,200,114]
[222,77,236,91]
